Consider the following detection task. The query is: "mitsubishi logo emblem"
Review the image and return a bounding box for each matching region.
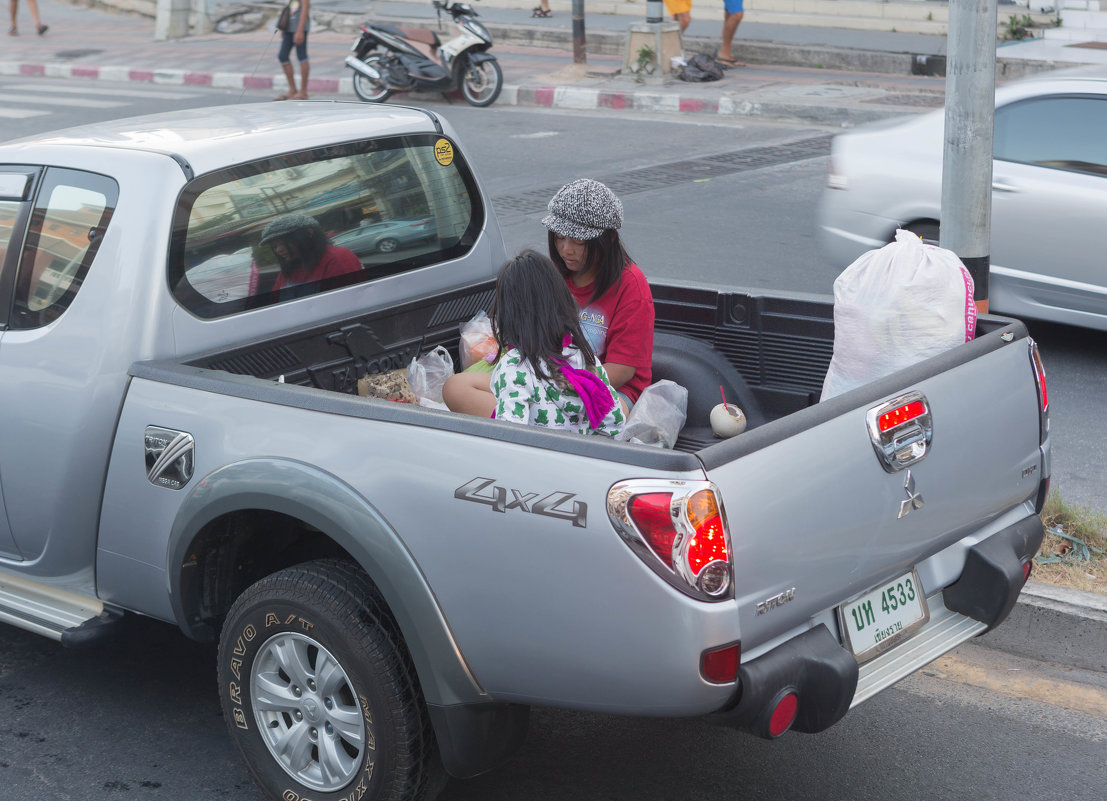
[898,470,924,519]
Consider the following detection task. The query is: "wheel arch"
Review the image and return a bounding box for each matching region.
[166,458,484,709]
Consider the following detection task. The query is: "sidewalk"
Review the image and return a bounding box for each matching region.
[3,0,1107,126]
[1,0,1104,672]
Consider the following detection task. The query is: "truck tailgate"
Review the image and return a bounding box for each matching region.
[705,332,1044,658]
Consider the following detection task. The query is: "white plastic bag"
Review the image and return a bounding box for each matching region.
[821,229,976,401]
[616,380,688,449]
[459,310,499,370]
[408,346,455,410]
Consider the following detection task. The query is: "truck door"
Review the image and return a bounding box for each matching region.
[0,167,118,563]
[0,169,38,559]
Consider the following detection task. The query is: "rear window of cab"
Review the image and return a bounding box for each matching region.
[169,134,483,319]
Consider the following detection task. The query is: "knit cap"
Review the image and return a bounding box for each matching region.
[259,213,322,245]
[541,179,623,241]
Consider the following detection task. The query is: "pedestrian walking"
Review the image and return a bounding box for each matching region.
[716,0,744,67]
[664,0,691,33]
[8,0,48,36]
[275,0,310,100]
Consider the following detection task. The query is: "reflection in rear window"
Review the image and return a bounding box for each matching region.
[170,134,482,318]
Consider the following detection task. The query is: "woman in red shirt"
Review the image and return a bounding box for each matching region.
[542,178,654,407]
[444,179,654,416]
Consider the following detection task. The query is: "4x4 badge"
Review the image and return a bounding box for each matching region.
[898,470,924,519]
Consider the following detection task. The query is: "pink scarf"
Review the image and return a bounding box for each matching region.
[552,335,616,431]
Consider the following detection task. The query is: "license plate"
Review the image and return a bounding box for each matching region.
[838,570,929,662]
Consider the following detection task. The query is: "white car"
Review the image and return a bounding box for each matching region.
[817,66,1107,331]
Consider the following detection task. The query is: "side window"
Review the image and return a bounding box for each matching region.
[10,168,118,329]
[171,134,483,318]
[995,95,1107,176]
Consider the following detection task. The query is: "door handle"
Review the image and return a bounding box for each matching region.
[992,180,1019,192]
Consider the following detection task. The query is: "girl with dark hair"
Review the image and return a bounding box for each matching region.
[542,179,654,407]
[447,250,625,436]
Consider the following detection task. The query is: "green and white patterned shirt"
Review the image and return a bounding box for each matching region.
[491,346,625,437]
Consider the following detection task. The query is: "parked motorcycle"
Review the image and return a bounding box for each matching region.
[345,1,503,108]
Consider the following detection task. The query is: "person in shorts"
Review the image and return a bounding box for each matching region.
[663,0,691,32]
[717,0,744,67]
[275,0,310,100]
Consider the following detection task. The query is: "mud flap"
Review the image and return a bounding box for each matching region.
[944,514,1045,631]
[713,624,858,738]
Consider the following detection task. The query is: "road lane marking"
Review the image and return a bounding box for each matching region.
[0,82,201,99]
[0,107,50,118]
[923,651,1107,718]
[0,92,127,108]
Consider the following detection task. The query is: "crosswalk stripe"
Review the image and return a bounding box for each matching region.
[0,107,50,119]
[0,82,202,100]
[0,92,128,109]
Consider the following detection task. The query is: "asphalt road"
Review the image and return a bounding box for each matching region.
[1,615,1104,800]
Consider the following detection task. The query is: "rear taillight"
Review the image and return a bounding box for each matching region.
[611,480,732,600]
[1029,339,1049,441]
[1028,339,1049,513]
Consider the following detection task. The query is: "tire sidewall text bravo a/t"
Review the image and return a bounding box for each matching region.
[217,560,433,801]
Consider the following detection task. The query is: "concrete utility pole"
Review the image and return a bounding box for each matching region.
[941,0,998,313]
[154,0,192,40]
[573,0,587,64]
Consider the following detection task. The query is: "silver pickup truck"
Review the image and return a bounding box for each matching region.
[0,103,1050,801]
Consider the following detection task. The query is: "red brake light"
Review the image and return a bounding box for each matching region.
[877,400,926,433]
[613,481,733,600]
[686,490,727,576]
[628,493,676,569]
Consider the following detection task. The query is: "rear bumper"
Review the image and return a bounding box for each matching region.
[715,514,1044,738]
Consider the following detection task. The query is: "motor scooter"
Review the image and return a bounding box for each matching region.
[345,0,503,108]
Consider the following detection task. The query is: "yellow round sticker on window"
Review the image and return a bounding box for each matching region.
[434,138,454,166]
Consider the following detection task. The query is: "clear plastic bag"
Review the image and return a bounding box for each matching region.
[408,346,455,410]
[459,310,499,370]
[616,380,688,449]
[821,229,977,401]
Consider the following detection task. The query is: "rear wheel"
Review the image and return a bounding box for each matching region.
[377,237,399,253]
[352,56,393,103]
[217,559,442,801]
[460,57,503,107]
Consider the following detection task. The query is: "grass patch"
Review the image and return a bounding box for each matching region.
[1035,490,1107,594]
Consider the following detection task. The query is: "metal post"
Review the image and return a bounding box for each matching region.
[646,0,664,24]
[941,0,997,313]
[572,0,587,64]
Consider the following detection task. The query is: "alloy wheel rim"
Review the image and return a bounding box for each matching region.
[251,632,367,792]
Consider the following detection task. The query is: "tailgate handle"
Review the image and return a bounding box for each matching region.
[866,392,933,473]
[892,426,926,465]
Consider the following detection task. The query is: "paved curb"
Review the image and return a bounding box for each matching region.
[342,13,1068,79]
[0,59,928,127]
[978,581,1107,673]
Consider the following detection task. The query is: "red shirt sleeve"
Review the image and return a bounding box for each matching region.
[602,264,654,401]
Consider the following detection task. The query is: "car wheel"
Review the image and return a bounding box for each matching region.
[903,222,940,247]
[217,559,443,801]
[377,237,399,253]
